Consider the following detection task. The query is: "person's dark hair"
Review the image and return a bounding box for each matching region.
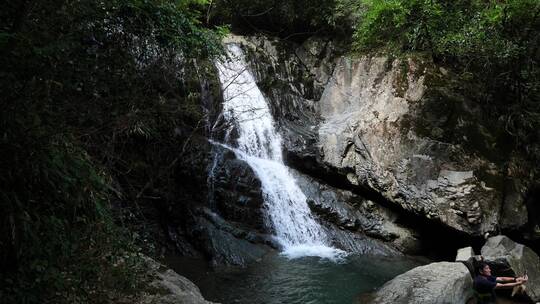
[476,262,489,274]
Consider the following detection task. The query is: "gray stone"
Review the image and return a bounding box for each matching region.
[138,257,218,304]
[456,246,475,262]
[188,209,274,266]
[481,235,540,301]
[323,226,401,256]
[359,262,474,304]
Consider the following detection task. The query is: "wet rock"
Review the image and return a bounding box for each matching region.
[481,235,540,301]
[210,147,265,232]
[187,210,274,266]
[358,262,474,304]
[324,226,401,256]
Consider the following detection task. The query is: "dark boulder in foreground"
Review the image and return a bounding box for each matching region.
[137,257,219,304]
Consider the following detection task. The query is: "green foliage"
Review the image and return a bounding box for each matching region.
[354,0,540,161]
[0,136,148,303]
[0,0,224,302]
[210,0,354,41]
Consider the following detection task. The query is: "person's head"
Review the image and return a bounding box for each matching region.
[477,262,492,276]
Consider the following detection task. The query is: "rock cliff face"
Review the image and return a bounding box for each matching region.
[317,56,502,236]
[230,34,537,243]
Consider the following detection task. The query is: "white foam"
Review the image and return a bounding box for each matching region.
[281,244,349,262]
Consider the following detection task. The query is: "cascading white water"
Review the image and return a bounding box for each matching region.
[215,43,345,259]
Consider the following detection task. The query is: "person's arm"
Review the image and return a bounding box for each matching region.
[496,275,529,283]
[494,280,524,289]
[496,276,517,283]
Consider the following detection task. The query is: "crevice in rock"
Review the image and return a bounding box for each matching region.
[502,184,540,255]
[525,186,540,237]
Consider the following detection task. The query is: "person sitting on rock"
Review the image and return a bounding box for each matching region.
[473,262,528,303]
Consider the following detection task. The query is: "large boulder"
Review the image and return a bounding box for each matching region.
[481,235,540,301]
[138,257,219,304]
[186,208,274,266]
[359,262,473,304]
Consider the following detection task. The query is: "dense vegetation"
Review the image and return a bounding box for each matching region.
[354,0,540,163]
[0,0,223,303]
[208,0,356,41]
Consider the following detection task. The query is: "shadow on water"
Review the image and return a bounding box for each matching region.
[165,253,426,304]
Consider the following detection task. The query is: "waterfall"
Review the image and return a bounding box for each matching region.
[214,43,345,259]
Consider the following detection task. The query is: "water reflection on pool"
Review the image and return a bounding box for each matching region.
[166,253,426,304]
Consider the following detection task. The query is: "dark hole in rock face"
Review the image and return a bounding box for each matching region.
[522,186,540,252]
[525,186,540,235]
[504,185,540,256]
[398,215,482,261]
